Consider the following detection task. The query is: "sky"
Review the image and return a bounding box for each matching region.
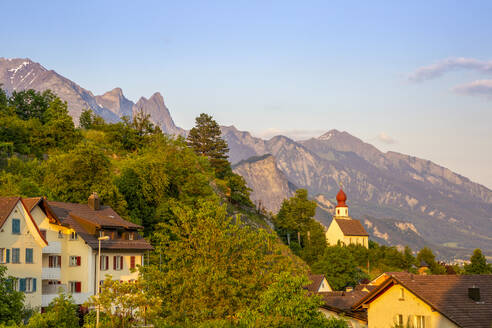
[1,0,492,188]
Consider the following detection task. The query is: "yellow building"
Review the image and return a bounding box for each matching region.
[325,188,369,248]
[353,272,492,328]
[0,194,152,310]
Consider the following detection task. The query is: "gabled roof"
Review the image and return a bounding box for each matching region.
[47,201,142,229]
[0,197,20,229]
[306,274,326,292]
[0,197,48,246]
[335,218,368,236]
[319,290,368,322]
[353,272,492,328]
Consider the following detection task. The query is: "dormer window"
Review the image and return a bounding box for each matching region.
[70,231,78,240]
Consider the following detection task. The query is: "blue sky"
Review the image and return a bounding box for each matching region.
[1,0,492,188]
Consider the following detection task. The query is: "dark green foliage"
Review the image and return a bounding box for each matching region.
[187,113,230,178]
[274,189,326,265]
[7,89,55,123]
[464,249,492,274]
[312,245,368,290]
[26,293,79,328]
[417,247,446,274]
[0,265,26,325]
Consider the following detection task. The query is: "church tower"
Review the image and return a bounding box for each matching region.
[325,186,369,248]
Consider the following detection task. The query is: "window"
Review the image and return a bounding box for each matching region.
[114,256,123,271]
[40,230,47,239]
[70,231,78,240]
[396,314,403,326]
[25,248,33,264]
[69,281,81,293]
[415,315,426,328]
[130,256,136,269]
[69,256,81,267]
[20,278,36,293]
[12,248,20,263]
[399,287,405,300]
[12,219,20,234]
[128,232,134,240]
[49,255,61,268]
[0,248,5,263]
[100,255,109,271]
[58,230,63,239]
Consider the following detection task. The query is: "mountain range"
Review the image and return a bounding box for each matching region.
[2,57,491,260]
[0,58,184,135]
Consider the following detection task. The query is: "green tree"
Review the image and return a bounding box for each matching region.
[26,293,79,328]
[0,265,26,325]
[8,89,55,123]
[312,245,368,290]
[142,200,306,325]
[187,113,230,178]
[416,247,446,274]
[84,277,161,328]
[239,272,340,327]
[464,249,492,274]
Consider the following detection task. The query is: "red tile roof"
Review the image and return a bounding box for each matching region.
[306,274,325,292]
[354,272,492,328]
[0,197,20,229]
[335,218,369,236]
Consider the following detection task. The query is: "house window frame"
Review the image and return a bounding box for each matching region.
[25,248,33,264]
[12,218,21,234]
[58,230,63,239]
[69,231,78,241]
[49,255,61,268]
[12,248,20,263]
[0,248,5,264]
[114,256,123,271]
[399,287,405,300]
[69,281,81,293]
[100,255,109,271]
[415,315,425,328]
[69,256,81,267]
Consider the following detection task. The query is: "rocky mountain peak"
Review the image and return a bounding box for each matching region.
[318,129,341,141]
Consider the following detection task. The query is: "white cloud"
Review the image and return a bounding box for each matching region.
[254,128,327,140]
[376,132,396,144]
[409,57,492,82]
[452,79,492,96]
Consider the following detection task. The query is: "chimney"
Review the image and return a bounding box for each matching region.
[88,192,100,210]
[468,286,480,302]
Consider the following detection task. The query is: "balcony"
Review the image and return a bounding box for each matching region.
[42,284,91,307]
[42,267,61,280]
[42,241,61,254]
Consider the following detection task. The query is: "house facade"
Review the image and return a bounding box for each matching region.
[0,194,152,310]
[325,188,369,248]
[353,272,492,328]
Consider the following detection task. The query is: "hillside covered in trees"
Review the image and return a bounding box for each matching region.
[0,88,489,327]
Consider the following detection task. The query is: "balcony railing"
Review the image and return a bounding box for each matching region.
[42,267,61,280]
[42,241,61,254]
[42,287,91,307]
[42,283,67,295]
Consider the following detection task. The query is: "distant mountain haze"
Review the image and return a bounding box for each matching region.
[1,57,491,259]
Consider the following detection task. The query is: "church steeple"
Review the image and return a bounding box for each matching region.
[335,185,349,218]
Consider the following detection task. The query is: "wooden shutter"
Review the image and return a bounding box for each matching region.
[32,278,36,292]
[57,256,61,267]
[6,249,9,263]
[100,256,102,270]
[77,256,81,266]
[113,256,117,270]
[19,278,26,292]
[49,256,53,267]
[120,256,123,270]
[130,256,135,269]
[75,281,81,293]
[105,256,109,270]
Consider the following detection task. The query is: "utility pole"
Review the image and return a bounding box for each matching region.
[96,236,110,328]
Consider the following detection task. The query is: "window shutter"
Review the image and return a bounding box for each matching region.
[130,256,135,269]
[113,256,116,270]
[77,256,81,266]
[6,249,10,263]
[120,256,123,270]
[49,256,53,267]
[19,278,26,292]
[76,281,81,293]
[32,278,36,292]
[105,256,108,270]
[100,256,102,270]
[58,256,61,267]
